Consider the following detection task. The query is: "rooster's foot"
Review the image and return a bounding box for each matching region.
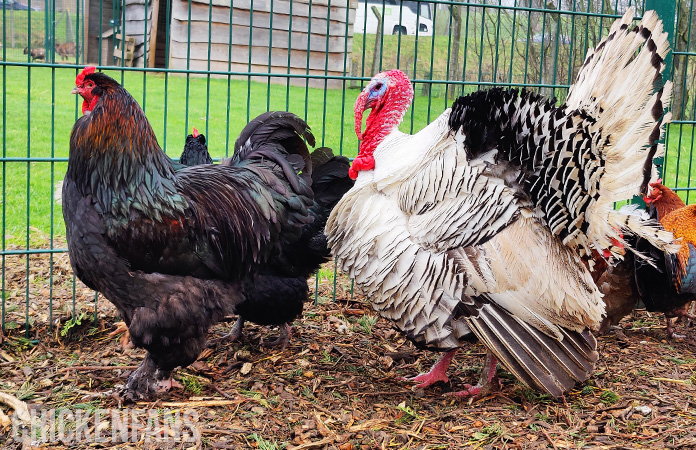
[118,355,176,402]
[666,316,694,339]
[687,302,696,326]
[208,317,244,347]
[109,321,133,351]
[262,323,292,349]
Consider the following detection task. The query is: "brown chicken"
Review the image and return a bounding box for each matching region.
[639,181,696,337]
[598,183,696,337]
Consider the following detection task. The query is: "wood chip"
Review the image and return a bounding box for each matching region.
[289,436,335,450]
[240,362,253,375]
[348,419,389,432]
[0,391,31,424]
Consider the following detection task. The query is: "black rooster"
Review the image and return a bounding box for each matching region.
[64,66,320,400]
[231,147,353,347]
[177,128,353,347]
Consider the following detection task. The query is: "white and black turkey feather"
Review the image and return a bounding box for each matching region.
[326,8,677,398]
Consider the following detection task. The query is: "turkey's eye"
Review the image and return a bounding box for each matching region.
[369,81,387,99]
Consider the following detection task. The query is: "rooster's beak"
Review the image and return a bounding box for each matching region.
[71,87,79,95]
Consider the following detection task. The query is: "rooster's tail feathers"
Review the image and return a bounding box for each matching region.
[231,111,315,194]
[309,147,354,209]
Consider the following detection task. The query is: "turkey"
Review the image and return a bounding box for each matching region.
[326,9,677,398]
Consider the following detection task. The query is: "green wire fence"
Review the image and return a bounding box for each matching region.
[1,0,694,338]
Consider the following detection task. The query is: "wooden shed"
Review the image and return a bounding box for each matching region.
[87,0,155,67]
[86,0,356,86]
[167,0,357,88]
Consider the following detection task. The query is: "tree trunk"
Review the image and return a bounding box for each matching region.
[672,0,691,121]
[370,6,383,77]
[448,5,463,98]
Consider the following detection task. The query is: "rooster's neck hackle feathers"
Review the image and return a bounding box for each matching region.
[68,71,187,221]
[650,182,687,220]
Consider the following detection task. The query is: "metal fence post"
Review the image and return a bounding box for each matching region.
[646,0,677,173]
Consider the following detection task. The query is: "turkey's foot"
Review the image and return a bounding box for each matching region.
[404,349,456,389]
[447,352,499,399]
[262,323,292,349]
[118,355,176,402]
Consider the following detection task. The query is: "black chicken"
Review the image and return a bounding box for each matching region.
[64,66,322,400]
[180,128,212,166]
[231,147,353,347]
[176,127,353,347]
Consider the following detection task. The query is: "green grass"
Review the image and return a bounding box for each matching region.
[1,64,695,246]
[0,65,453,244]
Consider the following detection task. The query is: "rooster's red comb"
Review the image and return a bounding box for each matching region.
[649,177,663,188]
[75,66,97,86]
[192,127,199,138]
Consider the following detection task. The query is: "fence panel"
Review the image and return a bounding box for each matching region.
[1,0,694,337]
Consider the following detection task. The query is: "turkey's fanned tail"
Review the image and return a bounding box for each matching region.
[448,8,676,261]
[565,8,674,254]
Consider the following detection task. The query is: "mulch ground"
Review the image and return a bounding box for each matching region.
[1,245,696,449]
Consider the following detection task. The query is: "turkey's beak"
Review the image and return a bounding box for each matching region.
[71,86,80,95]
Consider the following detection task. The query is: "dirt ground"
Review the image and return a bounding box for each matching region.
[1,246,696,449]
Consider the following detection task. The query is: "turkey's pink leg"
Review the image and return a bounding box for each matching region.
[448,351,500,398]
[405,349,457,389]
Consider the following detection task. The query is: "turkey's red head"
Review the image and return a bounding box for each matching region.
[351,69,414,179]
[72,66,100,115]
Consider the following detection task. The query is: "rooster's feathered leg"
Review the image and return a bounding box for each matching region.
[120,354,181,402]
